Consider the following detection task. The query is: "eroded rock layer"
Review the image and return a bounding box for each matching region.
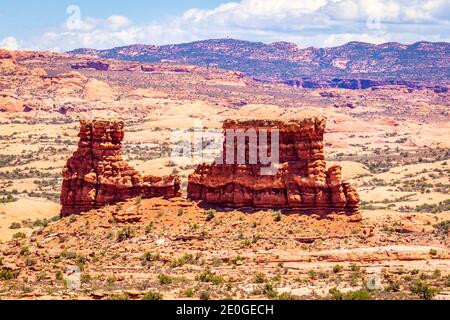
[188,118,360,216]
[60,120,181,216]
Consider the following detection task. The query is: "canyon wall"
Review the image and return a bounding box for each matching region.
[188,118,360,216]
[60,120,181,216]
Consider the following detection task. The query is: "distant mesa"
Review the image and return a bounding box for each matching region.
[68,39,450,90]
[60,120,181,217]
[188,118,361,218]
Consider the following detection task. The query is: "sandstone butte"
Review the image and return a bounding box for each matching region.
[60,120,181,217]
[188,118,361,218]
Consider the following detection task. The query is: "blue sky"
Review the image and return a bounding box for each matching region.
[0,1,225,37]
[1,0,449,51]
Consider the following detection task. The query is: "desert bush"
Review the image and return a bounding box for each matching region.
[78,273,91,284]
[9,222,21,230]
[274,211,282,222]
[263,283,278,299]
[117,227,134,242]
[196,269,223,285]
[184,288,194,298]
[60,250,77,260]
[141,252,161,266]
[171,253,195,267]
[25,258,36,267]
[12,232,26,240]
[205,209,216,222]
[158,274,173,285]
[145,222,154,234]
[20,246,30,256]
[329,288,373,300]
[199,291,210,300]
[308,270,318,280]
[333,264,344,273]
[254,272,266,284]
[385,281,401,292]
[108,293,129,300]
[278,292,299,300]
[0,268,16,281]
[142,291,163,300]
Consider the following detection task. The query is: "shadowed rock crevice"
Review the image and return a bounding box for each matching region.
[188,118,361,218]
[60,120,181,217]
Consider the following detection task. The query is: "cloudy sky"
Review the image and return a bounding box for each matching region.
[1,0,449,51]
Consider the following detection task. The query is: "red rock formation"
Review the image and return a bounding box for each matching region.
[0,49,16,65]
[188,118,360,216]
[60,120,181,217]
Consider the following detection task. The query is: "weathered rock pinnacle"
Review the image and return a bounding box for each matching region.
[60,120,181,216]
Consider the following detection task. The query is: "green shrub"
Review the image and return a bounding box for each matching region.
[199,291,210,300]
[196,269,223,285]
[333,264,344,273]
[60,250,77,259]
[263,283,278,299]
[20,246,30,256]
[205,209,216,222]
[142,291,163,300]
[278,292,298,300]
[329,288,373,300]
[0,268,16,280]
[108,293,129,300]
[158,274,173,285]
[410,280,438,300]
[81,274,92,284]
[308,270,317,280]
[274,211,282,222]
[172,253,195,267]
[184,288,194,298]
[145,222,154,234]
[385,281,400,292]
[9,222,21,230]
[25,258,36,267]
[55,270,63,281]
[117,227,134,242]
[254,272,266,284]
[445,276,450,287]
[141,252,161,265]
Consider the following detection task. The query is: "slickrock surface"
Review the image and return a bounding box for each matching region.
[60,120,181,216]
[188,118,361,217]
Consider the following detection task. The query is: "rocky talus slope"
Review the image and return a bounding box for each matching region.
[188,118,360,217]
[60,120,181,216]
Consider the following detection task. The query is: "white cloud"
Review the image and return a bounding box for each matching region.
[107,15,131,30]
[0,36,19,50]
[19,0,450,51]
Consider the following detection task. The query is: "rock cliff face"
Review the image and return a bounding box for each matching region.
[60,120,181,216]
[188,118,360,216]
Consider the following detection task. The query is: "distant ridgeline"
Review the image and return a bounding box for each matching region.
[68,39,449,91]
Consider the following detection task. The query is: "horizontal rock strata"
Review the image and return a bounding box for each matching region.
[188,118,360,216]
